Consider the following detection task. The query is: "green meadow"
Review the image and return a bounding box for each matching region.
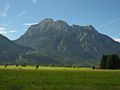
[0,66,120,90]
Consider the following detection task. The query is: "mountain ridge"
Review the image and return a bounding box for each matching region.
[14,18,120,65]
[0,34,33,63]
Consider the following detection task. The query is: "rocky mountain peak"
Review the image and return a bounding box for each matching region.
[55,20,69,26]
[40,18,54,24]
[86,25,95,30]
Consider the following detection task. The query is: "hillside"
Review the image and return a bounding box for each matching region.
[0,34,33,63]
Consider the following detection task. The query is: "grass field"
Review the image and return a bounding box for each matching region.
[0,66,120,90]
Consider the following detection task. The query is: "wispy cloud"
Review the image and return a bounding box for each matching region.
[0,4,10,17]
[0,27,7,34]
[23,23,38,26]
[16,11,27,18]
[9,30,17,33]
[32,0,38,4]
[98,18,120,29]
[0,25,17,35]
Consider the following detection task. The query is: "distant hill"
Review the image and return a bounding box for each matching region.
[0,34,33,63]
[14,18,120,65]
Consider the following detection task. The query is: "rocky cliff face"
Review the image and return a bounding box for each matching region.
[15,18,120,65]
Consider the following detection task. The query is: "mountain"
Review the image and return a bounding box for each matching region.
[0,34,33,63]
[15,18,120,65]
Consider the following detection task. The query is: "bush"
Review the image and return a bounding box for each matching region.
[36,65,39,69]
[21,63,27,67]
[4,64,8,68]
[16,64,19,67]
[92,66,95,69]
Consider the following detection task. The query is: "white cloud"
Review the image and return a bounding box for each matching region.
[0,25,17,35]
[0,30,7,34]
[0,4,10,17]
[23,23,38,26]
[16,11,27,17]
[0,27,5,31]
[114,39,120,43]
[32,0,38,4]
[9,30,17,33]
[0,27,7,34]
[98,18,120,29]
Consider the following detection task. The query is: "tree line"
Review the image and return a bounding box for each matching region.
[100,54,120,69]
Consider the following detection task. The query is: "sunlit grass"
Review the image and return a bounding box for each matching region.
[0,65,91,71]
[0,66,120,90]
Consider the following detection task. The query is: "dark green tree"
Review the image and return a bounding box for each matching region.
[36,64,39,69]
[100,54,120,69]
[111,54,120,69]
[4,64,8,68]
[100,55,107,69]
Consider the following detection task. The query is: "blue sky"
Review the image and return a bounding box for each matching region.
[0,0,120,40]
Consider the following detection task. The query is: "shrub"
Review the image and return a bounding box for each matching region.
[36,65,39,69]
